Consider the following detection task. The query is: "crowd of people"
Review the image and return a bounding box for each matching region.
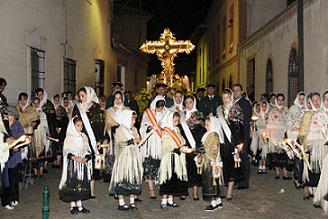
[0,76,328,215]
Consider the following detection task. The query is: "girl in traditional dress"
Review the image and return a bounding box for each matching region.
[52,94,69,168]
[298,92,328,199]
[104,90,129,182]
[158,111,188,209]
[109,110,142,211]
[62,97,73,120]
[31,97,50,178]
[179,95,206,200]
[59,116,92,214]
[140,95,167,199]
[287,92,306,188]
[269,92,277,109]
[72,86,109,198]
[196,116,224,211]
[251,101,270,174]
[266,93,291,179]
[216,88,243,200]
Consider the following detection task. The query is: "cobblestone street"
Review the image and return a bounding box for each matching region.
[0,165,326,219]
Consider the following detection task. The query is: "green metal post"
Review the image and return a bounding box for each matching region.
[42,186,50,219]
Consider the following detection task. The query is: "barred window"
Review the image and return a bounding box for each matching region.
[288,48,299,106]
[31,48,45,96]
[95,59,104,96]
[266,59,273,94]
[64,58,76,95]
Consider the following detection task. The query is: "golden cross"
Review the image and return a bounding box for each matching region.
[140,28,195,87]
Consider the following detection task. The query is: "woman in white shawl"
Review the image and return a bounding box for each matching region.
[298,92,328,200]
[108,110,142,211]
[59,116,92,214]
[216,88,240,201]
[266,93,290,179]
[158,111,188,209]
[287,92,306,140]
[313,90,328,212]
[103,90,129,182]
[170,90,185,117]
[197,116,224,211]
[180,95,206,200]
[72,86,109,198]
[250,101,270,174]
[140,95,167,199]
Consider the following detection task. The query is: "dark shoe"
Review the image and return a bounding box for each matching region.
[43,169,48,174]
[90,196,96,199]
[118,204,130,211]
[52,164,57,168]
[205,205,218,211]
[237,186,247,190]
[134,198,142,202]
[226,197,232,201]
[39,175,45,179]
[167,202,179,207]
[149,190,156,199]
[303,196,310,200]
[32,174,38,178]
[79,206,90,214]
[193,197,200,201]
[293,181,301,190]
[180,196,186,200]
[70,207,78,215]
[129,203,137,210]
[282,176,292,180]
[275,176,280,179]
[257,170,262,174]
[262,170,267,174]
[313,202,321,208]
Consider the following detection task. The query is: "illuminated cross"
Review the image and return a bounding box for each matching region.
[140,28,195,87]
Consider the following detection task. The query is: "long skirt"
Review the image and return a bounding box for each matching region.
[186,153,202,187]
[59,162,91,202]
[202,168,223,201]
[160,154,188,196]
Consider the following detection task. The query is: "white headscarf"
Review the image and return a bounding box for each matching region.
[117,109,135,140]
[253,103,261,117]
[321,91,328,112]
[293,91,306,109]
[269,92,277,108]
[31,97,43,114]
[80,86,99,113]
[173,93,184,112]
[51,95,61,110]
[150,95,166,111]
[37,88,48,108]
[275,94,285,109]
[310,95,321,112]
[260,100,270,120]
[161,110,177,129]
[201,116,224,144]
[65,117,84,148]
[61,97,72,113]
[223,88,234,120]
[185,95,197,120]
[113,90,125,109]
[19,96,30,111]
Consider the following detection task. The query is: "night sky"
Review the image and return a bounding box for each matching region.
[124,0,214,76]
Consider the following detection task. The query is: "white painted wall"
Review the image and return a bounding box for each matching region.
[0,0,116,105]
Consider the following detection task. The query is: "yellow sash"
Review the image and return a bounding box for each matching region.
[146,108,162,137]
[164,127,181,148]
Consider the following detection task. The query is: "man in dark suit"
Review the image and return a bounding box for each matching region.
[198,84,222,117]
[148,83,174,108]
[232,83,252,190]
[105,82,128,109]
[195,87,206,104]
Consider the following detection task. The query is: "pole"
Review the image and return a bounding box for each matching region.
[42,186,50,219]
[297,0,304,91]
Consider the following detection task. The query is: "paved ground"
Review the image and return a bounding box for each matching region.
[0,165,327,219]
